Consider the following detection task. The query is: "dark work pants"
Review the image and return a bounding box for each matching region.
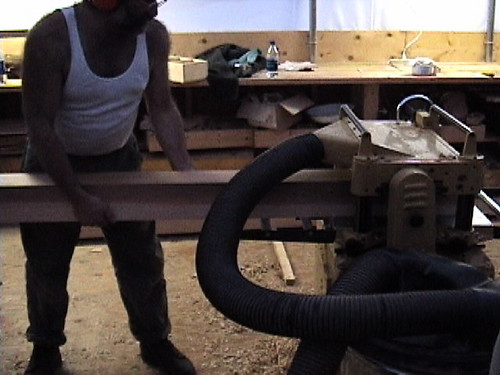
[19,137,171,346]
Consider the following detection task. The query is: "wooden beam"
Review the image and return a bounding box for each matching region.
[0,170,354,224]
[352,83,379,120]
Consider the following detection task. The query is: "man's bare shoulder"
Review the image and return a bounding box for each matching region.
[26,10,68,47]
[23,9,70,82]
[146,19,169,37]
[145,19,170,55]
[25,9,70,68]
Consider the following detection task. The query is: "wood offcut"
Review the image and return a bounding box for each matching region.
[273,241,296,285]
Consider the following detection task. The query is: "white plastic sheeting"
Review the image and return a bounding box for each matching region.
[2,0,76,31]
[1,0,499,32]
[370,0,490,32]
[161,0,499,32]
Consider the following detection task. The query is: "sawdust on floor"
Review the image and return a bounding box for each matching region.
[1,225,500,374]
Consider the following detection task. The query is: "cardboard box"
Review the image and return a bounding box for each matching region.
[237,93,314,130]
[168,56,208,83]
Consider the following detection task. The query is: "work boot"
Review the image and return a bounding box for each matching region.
[140,338,196,375]
[24,344,62,375]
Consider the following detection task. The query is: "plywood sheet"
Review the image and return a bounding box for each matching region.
[171,31,500,63]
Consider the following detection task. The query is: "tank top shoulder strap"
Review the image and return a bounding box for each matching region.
[60,7,85,66]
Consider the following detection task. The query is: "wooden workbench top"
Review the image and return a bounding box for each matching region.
[242,62,500,86]
[2,63,500,92]
[0,78,22,92]
[173,62,500,87]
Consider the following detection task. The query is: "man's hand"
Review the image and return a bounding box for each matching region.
[71,191,116,227]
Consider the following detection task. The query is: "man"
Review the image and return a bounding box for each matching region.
[20,0,196,374]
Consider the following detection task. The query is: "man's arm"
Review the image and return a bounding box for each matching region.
[22,12,115,226]
[143,21,194,171]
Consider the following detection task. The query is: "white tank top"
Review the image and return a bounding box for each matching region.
[55,7,149,155]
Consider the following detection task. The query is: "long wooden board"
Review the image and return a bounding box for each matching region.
[0,170,354,224]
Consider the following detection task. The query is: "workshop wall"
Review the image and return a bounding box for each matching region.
[169,31,498,63]
[3,30,495,67]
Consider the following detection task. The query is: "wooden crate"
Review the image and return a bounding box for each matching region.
[146,128,254,152]
[142,149,254,171]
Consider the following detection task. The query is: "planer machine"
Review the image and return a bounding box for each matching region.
[196,94,500,374]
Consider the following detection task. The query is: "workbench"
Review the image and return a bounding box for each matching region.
[3,61,500,119]
[1,63,500,174]
[176,62,500,119]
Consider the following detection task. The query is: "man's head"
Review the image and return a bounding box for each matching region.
[88,0,166,33]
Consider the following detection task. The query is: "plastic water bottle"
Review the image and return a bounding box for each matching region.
[266,41,279,78]
[0,47,6,84]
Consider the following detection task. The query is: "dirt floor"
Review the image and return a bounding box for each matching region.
[0,225,321,375]
[1,225,500,375]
